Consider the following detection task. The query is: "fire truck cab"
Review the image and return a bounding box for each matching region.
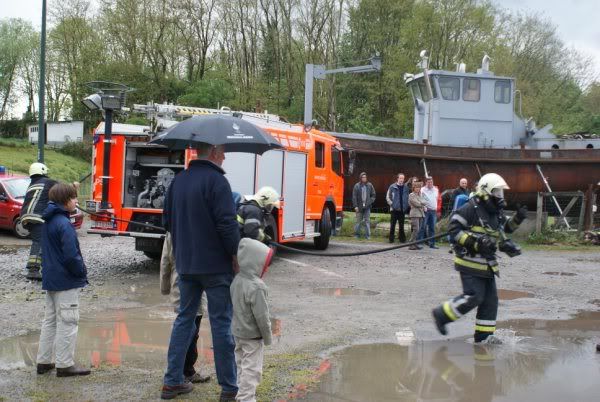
[87,106,347,257]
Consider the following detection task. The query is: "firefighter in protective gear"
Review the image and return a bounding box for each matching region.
[432,173,527,343]
[21,163,57,280]
[237,187,280,243]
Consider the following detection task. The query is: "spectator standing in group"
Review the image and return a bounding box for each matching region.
[408,181,427,250]
[20,163,57,281]
[352,172,376,239]
[419,177,440,249]
[230,238,274,402]
[36,183,90,378]
[450,178,469,210]
[386,173,409,243]
[161,143,240,401]
[160,232,211,385]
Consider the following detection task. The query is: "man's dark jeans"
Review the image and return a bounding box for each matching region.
[389,210,406,242]
[418,210,437,247]
[164,273,236,393]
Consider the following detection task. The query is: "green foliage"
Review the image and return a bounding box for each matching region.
[178,78,236,108]
[0,143,90,183]
[124,116,150,126]
[527,229,585,246]
[0,119,28,138]
[58,141,93,162]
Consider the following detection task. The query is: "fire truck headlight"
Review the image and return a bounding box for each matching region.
[82,94,102,111]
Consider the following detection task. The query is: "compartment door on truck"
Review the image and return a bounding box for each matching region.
[223,153,257,196]
[282,151,307,238]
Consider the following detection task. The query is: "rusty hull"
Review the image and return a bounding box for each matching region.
[337,136,600,210]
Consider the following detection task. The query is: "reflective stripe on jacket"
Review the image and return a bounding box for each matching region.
[21,176,57,224]
[448,198,520,278]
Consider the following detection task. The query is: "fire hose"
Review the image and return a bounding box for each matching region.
[77,205,449,257]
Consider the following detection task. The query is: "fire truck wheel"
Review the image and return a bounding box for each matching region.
[265,215,278,244]
[313,208,331,250]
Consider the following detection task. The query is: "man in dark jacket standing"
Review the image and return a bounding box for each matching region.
[386,173,409,243]
[352,172,376,239]
[21,163,57,280]
[161,143,240,401]
[450,178,469,210]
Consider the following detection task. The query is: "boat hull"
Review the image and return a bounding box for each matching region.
[336,136,600,211]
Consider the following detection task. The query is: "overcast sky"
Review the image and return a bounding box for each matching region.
[2,0,599,115]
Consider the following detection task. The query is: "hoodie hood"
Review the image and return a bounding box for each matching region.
[237,238,274,278]
[42,202,70,221]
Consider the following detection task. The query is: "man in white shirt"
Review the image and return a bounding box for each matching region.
[419,177,439,249]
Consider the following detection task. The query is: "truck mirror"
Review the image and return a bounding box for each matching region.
[0,194,7,202]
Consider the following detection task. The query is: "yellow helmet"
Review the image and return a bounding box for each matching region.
[477,173,509,199]
[253,186,280,209]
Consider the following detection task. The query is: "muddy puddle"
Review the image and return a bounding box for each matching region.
[313,288,380,296]
[0,284,283,371]
[497,289,533,300]
[303,311,600,402]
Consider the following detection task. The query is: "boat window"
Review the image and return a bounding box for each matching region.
[551,144,559,150]
[409,82,422,101]
[586,144,594,149]
[494,80,511,103]
[438,77,460,100]
[463,78,480,102]
[417,79,437,102]
[315,141,325,168]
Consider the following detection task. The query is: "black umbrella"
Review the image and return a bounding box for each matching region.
[150,114,283,154]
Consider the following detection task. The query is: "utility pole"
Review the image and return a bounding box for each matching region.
[304,55,382,128]
[37,0,47,162]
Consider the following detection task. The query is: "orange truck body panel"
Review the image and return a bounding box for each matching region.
[88,121,345,252]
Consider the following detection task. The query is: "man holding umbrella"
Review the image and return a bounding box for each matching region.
[157,114,282,401]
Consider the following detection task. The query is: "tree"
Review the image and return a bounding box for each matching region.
[0,19,37,120]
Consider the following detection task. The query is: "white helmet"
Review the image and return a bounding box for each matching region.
[253,186,280,209]
[477,173,509,199]
[29,162,49,176]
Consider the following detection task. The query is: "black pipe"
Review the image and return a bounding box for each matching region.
[100,108,113,209]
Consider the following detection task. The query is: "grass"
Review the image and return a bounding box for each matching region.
[0,140,91,197]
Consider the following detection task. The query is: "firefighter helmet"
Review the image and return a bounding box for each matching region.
[253,186,280,210]
[29,162,49,176]
[477,173,509,199]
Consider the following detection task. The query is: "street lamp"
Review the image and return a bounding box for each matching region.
[82,82,133,210]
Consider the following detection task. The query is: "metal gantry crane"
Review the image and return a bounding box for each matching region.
[303,56,382,127]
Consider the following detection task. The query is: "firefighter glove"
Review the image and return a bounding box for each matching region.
[477,235,497,257]
[515,204,528,223]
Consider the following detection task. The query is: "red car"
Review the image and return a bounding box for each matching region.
[0,173,83,239]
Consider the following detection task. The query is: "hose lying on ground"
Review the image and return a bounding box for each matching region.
[78,204,448,257]
[269,232,449,257]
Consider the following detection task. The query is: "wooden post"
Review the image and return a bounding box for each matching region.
[584,184,594,231]
[536,192,543,234]
[579,192,586,232]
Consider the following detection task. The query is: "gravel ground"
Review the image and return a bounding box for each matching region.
[1,222,599,400]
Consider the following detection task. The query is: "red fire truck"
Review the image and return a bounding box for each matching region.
[86,104,350,257]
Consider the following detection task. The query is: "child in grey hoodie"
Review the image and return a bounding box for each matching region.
[231,238,274,402]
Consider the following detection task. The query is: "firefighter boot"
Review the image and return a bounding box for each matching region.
[26,266,42,281]
[432,307,449,335]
